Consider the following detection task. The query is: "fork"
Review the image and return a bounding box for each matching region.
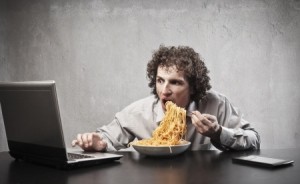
[186,111,194,117]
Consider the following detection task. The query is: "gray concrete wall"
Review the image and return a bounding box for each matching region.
[1,0,300,151]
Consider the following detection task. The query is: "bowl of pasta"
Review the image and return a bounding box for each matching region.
[131,101,191,156]
[131,140,191,156]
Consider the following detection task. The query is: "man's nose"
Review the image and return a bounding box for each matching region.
[162,83,171,95]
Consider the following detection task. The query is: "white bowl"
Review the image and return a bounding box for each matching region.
[131,141,191,156]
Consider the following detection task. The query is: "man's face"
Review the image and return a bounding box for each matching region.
[156,65,191,111]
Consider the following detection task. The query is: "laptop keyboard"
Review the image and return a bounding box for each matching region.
[68,153,95,160]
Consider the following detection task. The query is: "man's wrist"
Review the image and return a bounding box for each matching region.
[211,125,222,142]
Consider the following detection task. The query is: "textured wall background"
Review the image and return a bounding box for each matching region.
[1,0,300,151]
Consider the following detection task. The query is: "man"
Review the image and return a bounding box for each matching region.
[72,45,260,151]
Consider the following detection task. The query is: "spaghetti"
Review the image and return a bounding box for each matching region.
[132,101,187,146]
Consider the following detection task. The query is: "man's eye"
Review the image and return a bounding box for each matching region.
[171,81,181,85]
[156,79,163,83]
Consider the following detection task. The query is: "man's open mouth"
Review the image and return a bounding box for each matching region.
[162,99,173,105]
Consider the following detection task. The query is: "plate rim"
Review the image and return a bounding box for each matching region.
[131,141,191,148]
[131,141,191,156]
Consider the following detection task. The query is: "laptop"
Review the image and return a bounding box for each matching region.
[0,80,122,169]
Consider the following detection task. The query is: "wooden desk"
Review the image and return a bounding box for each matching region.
[0,149,298,184]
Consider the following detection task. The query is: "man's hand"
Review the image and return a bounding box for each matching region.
[71,132,107,152]
[190,111,222,141]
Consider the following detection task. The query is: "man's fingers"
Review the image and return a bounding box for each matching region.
[72,132,106,151]
[83,133,94,148]
[191,111,211,126]
[200,117,211,126]
[75,133,90,148]
[190,111,220,137]
[203,114,216,121]
[88,133,94,146]
[71,140,78,147]
[76,134,83,146]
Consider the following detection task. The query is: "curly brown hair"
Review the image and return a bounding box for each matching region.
[146,45,211,103]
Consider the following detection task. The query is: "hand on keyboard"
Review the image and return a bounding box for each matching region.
[72,132,107,152]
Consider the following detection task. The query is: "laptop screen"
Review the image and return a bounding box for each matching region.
[0,81,67,160]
